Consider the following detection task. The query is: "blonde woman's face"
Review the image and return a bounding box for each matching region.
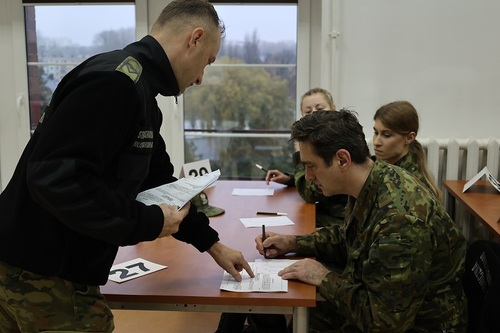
[300,93,334,117]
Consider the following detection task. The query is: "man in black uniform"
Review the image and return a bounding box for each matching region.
[0,1,253,331]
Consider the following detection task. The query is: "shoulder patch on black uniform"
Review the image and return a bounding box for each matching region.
[115,56,142,83]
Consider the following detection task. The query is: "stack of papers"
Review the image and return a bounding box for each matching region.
[136,170,221,209]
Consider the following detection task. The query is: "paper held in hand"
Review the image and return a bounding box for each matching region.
[136,169,221,209]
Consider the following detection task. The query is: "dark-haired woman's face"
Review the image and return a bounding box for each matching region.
[372,119,410,164]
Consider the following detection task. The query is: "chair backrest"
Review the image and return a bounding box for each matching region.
[463,240,500,333]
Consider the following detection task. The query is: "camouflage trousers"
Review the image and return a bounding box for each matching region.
[0,260,114,333]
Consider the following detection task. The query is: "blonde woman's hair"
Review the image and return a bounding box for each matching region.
[300,88,335,110]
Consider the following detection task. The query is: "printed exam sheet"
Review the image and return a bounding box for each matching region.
[220,259,298,292]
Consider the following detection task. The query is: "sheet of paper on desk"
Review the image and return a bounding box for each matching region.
[136,169,221,209]
[240,216,294,228]
[220,259,298,292]
[108,258,167,283]
[463,166,500,193]
[231,188,274,196]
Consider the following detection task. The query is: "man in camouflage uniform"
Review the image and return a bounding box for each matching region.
[291,151,347,227]
[263,88,347,229]
[255,110,467,332]
[264,138,346,229]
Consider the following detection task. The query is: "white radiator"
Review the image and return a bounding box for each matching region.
[422,138,500,184]
[422,138,500,241]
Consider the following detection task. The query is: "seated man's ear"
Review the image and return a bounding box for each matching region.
[336,149,351,168]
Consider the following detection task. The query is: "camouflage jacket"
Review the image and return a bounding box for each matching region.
[296,159,467,332]
[393,152,431,189]
[291,151,347,227]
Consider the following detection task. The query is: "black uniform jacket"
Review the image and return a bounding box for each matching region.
[0,35,219,285]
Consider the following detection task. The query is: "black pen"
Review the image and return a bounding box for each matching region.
[255,164,268,173]
[257,211,288,216]
[262,224,267,258]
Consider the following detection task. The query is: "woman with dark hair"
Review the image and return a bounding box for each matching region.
[373,100,443,202]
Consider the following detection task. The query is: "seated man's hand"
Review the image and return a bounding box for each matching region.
[255,232,297,258]
[278,258,330,286]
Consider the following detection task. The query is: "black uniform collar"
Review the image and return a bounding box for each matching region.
[124,35,180,97]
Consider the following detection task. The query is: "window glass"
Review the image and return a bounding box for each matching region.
[24,4,135,131]
[183,4,298,180]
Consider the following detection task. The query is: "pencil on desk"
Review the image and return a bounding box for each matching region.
[257,211,287,216]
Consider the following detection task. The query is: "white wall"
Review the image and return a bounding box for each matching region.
[0,0,31,190]
[332,0,500,140]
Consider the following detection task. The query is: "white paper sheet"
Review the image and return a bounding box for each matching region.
[220,259,298,292]
[231,188,274,196]
[240,216,295,228]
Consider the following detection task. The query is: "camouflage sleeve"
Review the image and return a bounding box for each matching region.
[296,225,346,261]
[317,214,433,331]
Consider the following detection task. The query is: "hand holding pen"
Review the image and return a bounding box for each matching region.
[256,228,297,259]
[255,164,291,185]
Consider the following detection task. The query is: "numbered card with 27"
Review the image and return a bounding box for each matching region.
[108,258,167,283]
